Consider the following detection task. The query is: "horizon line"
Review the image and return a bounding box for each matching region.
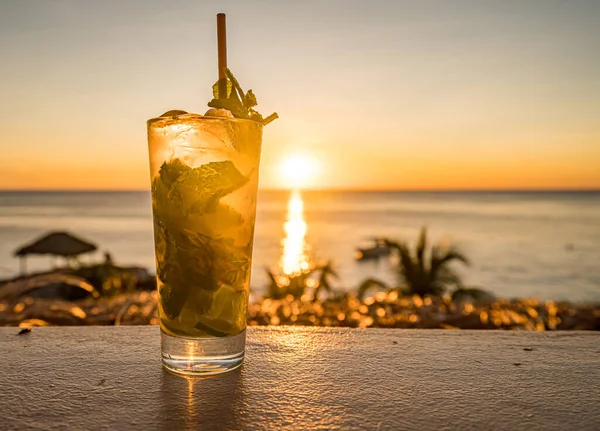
[1,187,599,193]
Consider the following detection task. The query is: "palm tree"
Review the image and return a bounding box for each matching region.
[386,227,469,297]
[312,261,339,302]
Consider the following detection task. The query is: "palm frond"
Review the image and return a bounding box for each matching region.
[396,242,416,283]
[318,261,339,279]
[416,226,427,275]
[265,267,282,299]
[357,278,388,301]
[441,247,469,266]
[430,246,468,282]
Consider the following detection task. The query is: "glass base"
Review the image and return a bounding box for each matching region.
[161,329,246,376]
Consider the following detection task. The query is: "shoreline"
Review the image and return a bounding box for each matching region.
[2,267,598,307]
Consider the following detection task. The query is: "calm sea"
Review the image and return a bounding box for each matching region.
[0,190,599,302]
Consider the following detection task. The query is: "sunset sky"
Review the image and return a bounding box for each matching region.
[0,0,598,190]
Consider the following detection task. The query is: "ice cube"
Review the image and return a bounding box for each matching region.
[204,108,234,118]
[160,110,188,117]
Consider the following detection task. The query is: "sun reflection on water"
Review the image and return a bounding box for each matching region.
[279,190,311,276]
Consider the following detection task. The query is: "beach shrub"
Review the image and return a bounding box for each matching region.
[265,261,339,301]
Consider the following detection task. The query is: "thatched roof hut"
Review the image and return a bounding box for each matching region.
[15,231,97,257]
[14,232,97,274]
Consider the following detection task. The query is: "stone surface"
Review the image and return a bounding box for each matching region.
[1,327,599,430]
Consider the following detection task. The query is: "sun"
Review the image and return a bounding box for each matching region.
[278,154,319,189]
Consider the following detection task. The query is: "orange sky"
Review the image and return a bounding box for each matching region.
[1,1,599,191]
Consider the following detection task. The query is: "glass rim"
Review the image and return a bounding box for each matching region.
[147,112,264,126]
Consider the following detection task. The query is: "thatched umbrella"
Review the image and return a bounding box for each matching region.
[14,231,97,274]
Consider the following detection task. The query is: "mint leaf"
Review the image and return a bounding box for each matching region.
[224,68,245,104]
[207,67,278,125]
[212,78,232,99]
[190,203,243,239]
[208,96,247,119]
[155,221,196,318]
[167,160,248,215]
[183,232,250,287]
[209,237,250,287]
[152,159,191,223]
[244,89,258,110]
[158,226,221,293]
[152,157,252,327]
[194,319,230,337]
[159,159,191,188]
[159,282,188,320]
[195,285,249,336]
[209,68,248,118]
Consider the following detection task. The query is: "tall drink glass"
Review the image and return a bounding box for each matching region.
[147,112,262,375]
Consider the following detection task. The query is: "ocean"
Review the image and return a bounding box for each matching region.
[0,190,599,302]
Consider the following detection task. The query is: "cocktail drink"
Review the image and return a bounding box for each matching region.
[148,113,261,374]
[147,14,276,375]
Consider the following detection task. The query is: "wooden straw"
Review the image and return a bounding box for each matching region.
[217,13,227,98]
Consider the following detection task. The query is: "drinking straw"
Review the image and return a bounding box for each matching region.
[217,13,227,99]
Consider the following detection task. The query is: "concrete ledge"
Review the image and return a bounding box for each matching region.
[1,327,599,430]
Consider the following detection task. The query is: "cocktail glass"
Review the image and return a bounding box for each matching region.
[147,112,262,375]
